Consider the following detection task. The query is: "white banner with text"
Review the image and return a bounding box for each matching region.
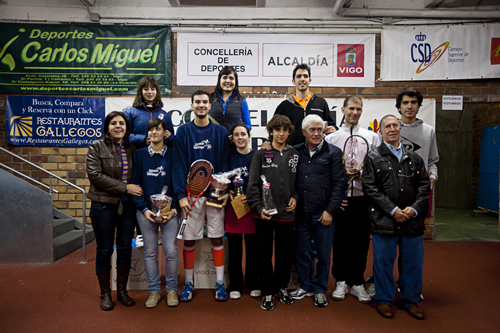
[381,23,500,81]
[107,97,435,149]
[177,33,375,87]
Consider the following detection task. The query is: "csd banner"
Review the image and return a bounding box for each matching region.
[7,95,105,146]
[0,23,171,95]
[177,33,375,87]
[381,23,500,81]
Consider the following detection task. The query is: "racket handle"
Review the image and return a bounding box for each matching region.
[177,218,187,239]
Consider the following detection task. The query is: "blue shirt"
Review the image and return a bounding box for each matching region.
[229,149,255,194]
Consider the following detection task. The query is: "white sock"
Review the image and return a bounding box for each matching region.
[215,266,224,282]
[185,269,193,284]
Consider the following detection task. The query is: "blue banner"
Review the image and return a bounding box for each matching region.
[6,95,105,146]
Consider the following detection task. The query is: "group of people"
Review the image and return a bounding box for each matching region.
[86,63,439,320]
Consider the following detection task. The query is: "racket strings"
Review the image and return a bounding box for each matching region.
[187,162,213,196]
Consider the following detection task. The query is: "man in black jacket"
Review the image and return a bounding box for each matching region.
[274,64,336,146]
[362,115,430,320]
[289,114,345,307]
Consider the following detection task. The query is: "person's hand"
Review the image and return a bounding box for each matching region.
[402,207,416,218]
[164,130,171,140]
[286,197,296,212]
[323,126,336,134]
[127,184,143,196]
[339,198,348,212]
[218,193,230,207]
[318,211,333,226]
[240,194,248,204]
[393,207,410,222]
[179,197,191,217]
[260,209,272,221]
[144,136,151,146]
[144,209,156,222]
[229,190,235,201]
[162,210,176,222]
[228,134,233,143]
[430,178,435,191]
[260,141,272,150]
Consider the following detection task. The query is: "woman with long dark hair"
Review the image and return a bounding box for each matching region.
[87,111,143,311]
[209,66,251,133]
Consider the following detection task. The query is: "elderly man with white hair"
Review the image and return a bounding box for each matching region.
[289,114,345,307]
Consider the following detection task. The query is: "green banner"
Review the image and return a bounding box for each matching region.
[0,23,171,95]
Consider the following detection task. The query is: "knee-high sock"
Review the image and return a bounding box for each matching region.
[183,245,196,284]
[212,245,225,282]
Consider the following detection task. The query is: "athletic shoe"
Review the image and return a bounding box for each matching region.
[135,235,144,248]
[290,287,314,300]
[366,277,376,297]
[250,290,262,298]
[167,290,179,307]
[229,291,241,300]
[179,281,194,302]
[314,293,328,307]
[397,287,424,301]
[260,295,274,311]
[331,281,348,301]
[145,292,161,309]
[274,288,293,305]
[350,285,372,304]
[215,280,228,302]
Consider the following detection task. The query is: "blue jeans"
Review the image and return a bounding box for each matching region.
[136,211,179,293]
[295,212,335,294]
[372,234,424,307]
[90,200,136,270]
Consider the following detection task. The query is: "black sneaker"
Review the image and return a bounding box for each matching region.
[260,295,274,311]
[274,288,293,305]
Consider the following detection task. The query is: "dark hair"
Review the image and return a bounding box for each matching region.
[230,122,251,137]
[343,95,363,108]
[266,115,294,143]
[292,63,311,80]
[104,111,130,142]
[395,87,423,111]
[215,66,239,93]
[380,114,399,129]
[133,76,163,108]
[191,90,211,103]
[147,118,167,132]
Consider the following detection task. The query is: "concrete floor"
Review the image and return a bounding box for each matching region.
[434,207,500,242]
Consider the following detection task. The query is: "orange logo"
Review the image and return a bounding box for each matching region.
[491,38,500,65]
[416,42,449,74]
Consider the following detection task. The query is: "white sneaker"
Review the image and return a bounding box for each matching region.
[350,285,372,304]
[290,287,314,300]
[250,290,261,298]
[331,281,348,301]
[135,235,144,248]
[229,291,241,300]
[367,282,375,297]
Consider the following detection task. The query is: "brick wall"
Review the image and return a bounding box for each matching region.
[1,32,500,233]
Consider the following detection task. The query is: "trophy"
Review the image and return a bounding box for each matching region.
[150,186,172,222]
[260,175,278,215]
[233,168,244,198]
[206,168,241,208]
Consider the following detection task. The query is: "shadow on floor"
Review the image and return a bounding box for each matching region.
[434,207,500,242]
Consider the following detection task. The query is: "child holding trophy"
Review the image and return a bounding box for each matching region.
[130,118,179,309]
[224,123,260,300]
[246,115,299,311]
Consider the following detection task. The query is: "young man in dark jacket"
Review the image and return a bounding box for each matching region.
[289,115,345,307]
[362,115,430,320]
[274,64,336,146]
[247,114,299,311]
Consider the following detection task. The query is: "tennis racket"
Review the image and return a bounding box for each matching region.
[342,134,369,200]
[177,159,214,239]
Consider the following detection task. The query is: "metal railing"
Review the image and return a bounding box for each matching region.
[0,146,88,264]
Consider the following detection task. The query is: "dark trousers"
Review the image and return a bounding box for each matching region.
[256,218,295,296]
[90,200,136,270]
[295,212,335,294]
[226,233,259,292]
[331,196,371,287]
